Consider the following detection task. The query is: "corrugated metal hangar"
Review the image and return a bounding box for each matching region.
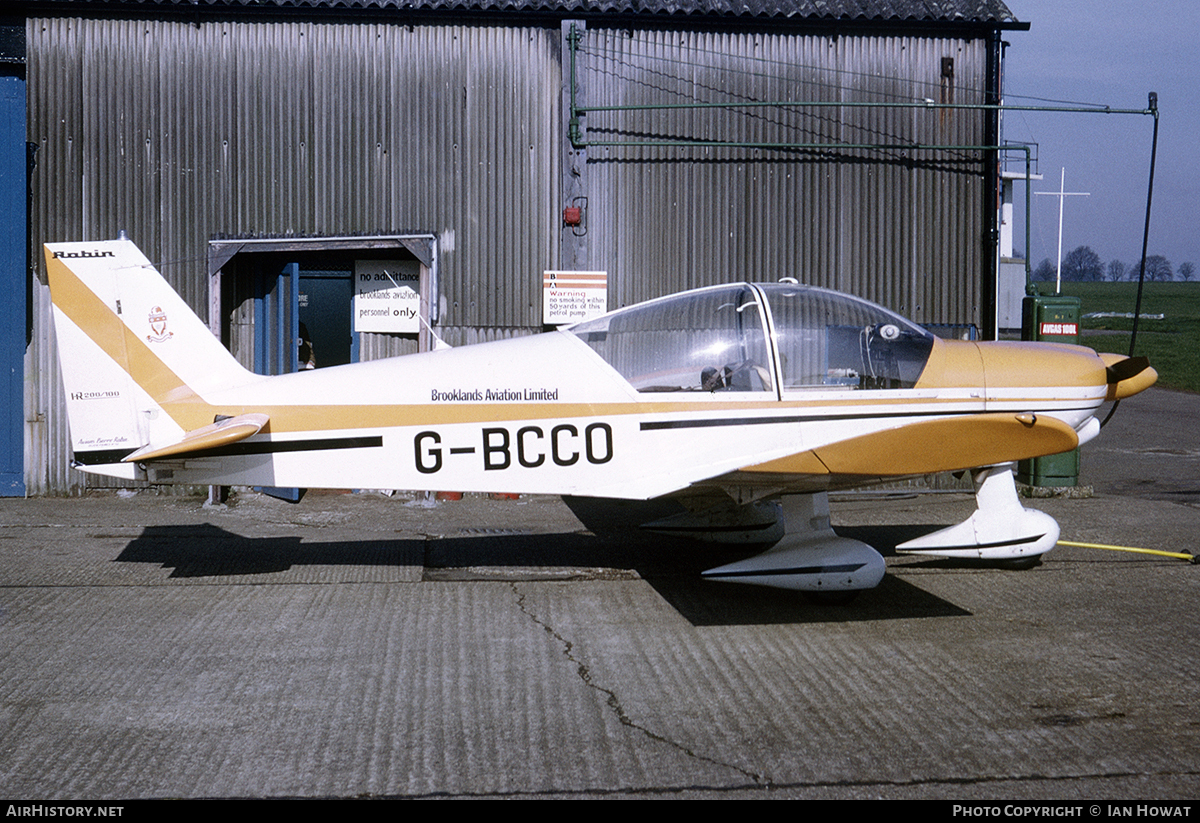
[2,0,1026,495]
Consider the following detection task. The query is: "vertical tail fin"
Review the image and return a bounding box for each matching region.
[45,238,256,472]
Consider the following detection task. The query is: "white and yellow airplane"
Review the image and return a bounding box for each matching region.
[46,238,1157,596]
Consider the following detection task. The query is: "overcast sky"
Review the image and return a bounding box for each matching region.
[1000,1,1199,277]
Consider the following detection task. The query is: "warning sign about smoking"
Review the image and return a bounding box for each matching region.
[543,270,608,325]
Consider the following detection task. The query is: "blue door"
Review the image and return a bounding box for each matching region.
[255,262,300,376]
[254,262,302,502]
[252,262,358,501]
[0,75,26,496]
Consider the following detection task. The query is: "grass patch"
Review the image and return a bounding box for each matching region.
[1055,281,1200,393]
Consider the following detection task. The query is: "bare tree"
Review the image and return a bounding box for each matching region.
[1179,262,1195,282]
[1032,258,1056,282]
[1060,246,1104,282]
[1107,259,1126,282]
[1132,255,1173,282]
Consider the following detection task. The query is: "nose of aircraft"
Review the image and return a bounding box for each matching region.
[974,341,1109,392]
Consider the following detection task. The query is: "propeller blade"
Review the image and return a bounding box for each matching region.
[1106,355,1150,384]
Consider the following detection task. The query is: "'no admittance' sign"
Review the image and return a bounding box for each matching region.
[355,260,421,333]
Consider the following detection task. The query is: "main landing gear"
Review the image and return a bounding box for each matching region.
[644,462,1057,598]
[697,492,885,595]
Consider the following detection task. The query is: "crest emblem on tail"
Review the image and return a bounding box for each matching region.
[147,306,173,343]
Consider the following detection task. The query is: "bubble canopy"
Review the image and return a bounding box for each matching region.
[569,283,935,395]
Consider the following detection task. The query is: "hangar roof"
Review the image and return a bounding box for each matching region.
[18,0,1021,25]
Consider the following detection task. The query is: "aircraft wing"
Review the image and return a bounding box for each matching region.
[714,411,1080,490]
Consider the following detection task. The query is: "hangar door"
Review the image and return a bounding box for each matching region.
[209,236,437,376]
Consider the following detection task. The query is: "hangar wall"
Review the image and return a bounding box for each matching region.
[571,26,990,323]
[23,11,999,494]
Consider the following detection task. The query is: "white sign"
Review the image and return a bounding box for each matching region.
[543,270,607,325]
[355,260,421,333]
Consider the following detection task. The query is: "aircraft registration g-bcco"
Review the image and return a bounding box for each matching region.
[46,238,1158,598]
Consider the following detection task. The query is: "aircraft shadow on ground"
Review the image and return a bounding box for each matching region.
[116,503,975,624]
[562,496,972,623]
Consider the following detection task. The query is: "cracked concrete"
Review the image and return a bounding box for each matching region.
[509,580,767,788]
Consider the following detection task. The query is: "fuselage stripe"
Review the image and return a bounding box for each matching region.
[74,448,140,466]
[129,435,384,462]
[641,407,1098,431]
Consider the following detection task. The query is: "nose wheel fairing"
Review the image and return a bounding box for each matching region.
[895,463,1059,561]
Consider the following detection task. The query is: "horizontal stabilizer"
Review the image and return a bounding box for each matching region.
[123,413,269,463]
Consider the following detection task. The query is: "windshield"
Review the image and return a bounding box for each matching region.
[756,283,934,391]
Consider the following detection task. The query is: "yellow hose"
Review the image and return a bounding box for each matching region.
[1057,540,1198,563]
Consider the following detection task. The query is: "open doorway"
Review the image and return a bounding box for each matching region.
[299,267,355,369]
[208,235,437,376]
[252,260,359,376]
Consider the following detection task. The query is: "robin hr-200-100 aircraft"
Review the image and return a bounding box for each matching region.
[46,238,1157,597]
